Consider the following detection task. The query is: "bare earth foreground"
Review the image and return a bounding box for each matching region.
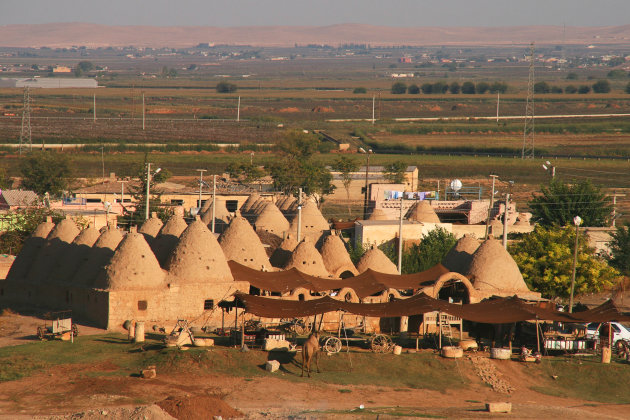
[0,313,628,419]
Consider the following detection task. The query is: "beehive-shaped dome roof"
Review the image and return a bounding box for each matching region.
[151,213,188,266]
[5,217,55,282]
[284,238,330,277]
[219,216,270,271]
[407,201,441,223]
[94,231,165,290]
[51,225,101,284]
[269,234,299,268]
[240,193,260,214]
[356,246,399,274]
[27,217,80,284]
[288,201,329,243]
[165,219,233,283]
[279,196,297,213]
[139,213,164,243]
[442,234,480,274]
[467,237,529,292]
[368,208,390,221]
[251,200,268,216]
[254,203,290,236]
[200,199,231,232]
[73,226,124,287]
[319,233,358,278]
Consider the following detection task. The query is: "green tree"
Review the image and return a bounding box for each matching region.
[565,85,578,94]
[592,80,611,93]
[216,81,237,93]
[391,82,407,94]
[608,222,630,276]
[551,86,564,93]
[607,69,627,79]
[19,152,72,196]
[529,178,612,227]
[476,81,490,94]
[353,87,367,94]
[0,167,11,189]
[77,61,94,72]
[449,82,461,94]
[402,227,457,273]
[332,156,360,215]
[461,81,476,94]
[578,85,591,94]
[407,84,420,94]
[420,83,433,94]
[226,162,266,183]
[509,225,619,299]
[0,207,64,255]
[566,72,579,80]
[382,160,407,184]
[432,81,449,94]
[269,131,335,201]
[625,82,630,94]
[534,81,551,94]
[489,82,508,94]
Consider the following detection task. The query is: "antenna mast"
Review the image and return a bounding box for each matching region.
[521,42,535,159]
[19,86,32,155]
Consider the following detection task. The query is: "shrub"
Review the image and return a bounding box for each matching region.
[578,85,591,94]
[534,81,551,94]
[407,84,420,94]
[421,83,433,94]
[216,81,237,93]
[391,82,407,94]
[461,81,476,94]
[476,81,490,94]
[449,82,460,94]
[592,80,611,93]
[353,87,367,94]
[564,85,578,94]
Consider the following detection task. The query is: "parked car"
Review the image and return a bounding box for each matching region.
[585,322,630,344]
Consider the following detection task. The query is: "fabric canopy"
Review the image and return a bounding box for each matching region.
[570,300,630,323]
[228,261,451,298]
[233,292,580,323]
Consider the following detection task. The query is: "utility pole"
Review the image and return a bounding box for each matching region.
[196,169,207,210]
[485,175,499,239]
[101,146,105,185]
[237,96,241,122]
[142,93,146,131]
[502,193,510,249]
[522,42,535,159]
[297,188,303,243]
[569,216,582,313]
[145,163,151,221]
[496,92,500,124]
[372,95,375,125]
[93,94,96,122]
[361,149,373,220]
[19,86,32,155]
[397,197,404,274]
[117,180,128,211]
[211,175,217,233]
[611,193,626,227]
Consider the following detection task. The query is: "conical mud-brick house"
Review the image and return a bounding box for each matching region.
[319,233,358,278]
[284,237,331,278]
[442,234,480,274]
[356,246,399,274]
[219,216,271,271]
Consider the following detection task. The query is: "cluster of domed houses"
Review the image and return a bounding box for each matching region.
[0,193,539,331]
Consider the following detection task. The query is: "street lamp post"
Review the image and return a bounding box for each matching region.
[145,164,161,221]
[359,148,373,220]
[568,215,582,313]
[196,169,207,211]
[485,174,498,239]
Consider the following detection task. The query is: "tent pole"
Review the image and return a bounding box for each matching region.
[536,319,540,353]
[234,306,238,346]
[241,313,245,349]
[609,322,613,349]
[438,311,442,349]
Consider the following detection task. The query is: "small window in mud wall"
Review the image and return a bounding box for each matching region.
[204,299,214,310]
[226,200,238,212]
[137,300,148,311]
[170,199,184,205]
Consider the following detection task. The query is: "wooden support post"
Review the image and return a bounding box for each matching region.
[609,322,613,349]
[241,314,245,349]
[234,306,238,346]
[438,311,442,349]
[536,319,540,353]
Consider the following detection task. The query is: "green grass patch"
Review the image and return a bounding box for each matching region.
[301,407,446,418]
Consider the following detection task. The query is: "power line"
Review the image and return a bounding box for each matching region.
[19,86,32,155]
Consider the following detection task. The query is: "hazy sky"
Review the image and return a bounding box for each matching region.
[2,0,630,27]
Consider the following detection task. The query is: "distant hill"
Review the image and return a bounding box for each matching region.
[1,23,629,48]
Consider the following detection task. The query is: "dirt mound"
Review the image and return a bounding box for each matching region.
[219,216,270,271]
[94,231,165,290]
[356,246,399,275]
[5,218,55,282]
[319,233,357,278]
[151,214,188,267]
[157,394,242,420]
[407,201,441,223]
[278,107,300,113]
[73,226,124,287]
[166,219,233,283]
[442,234,480,274]
[254,202,289,237]
[467,237,529,292]
[311,106,334,113]
[284,238,330,277]
[44,405,177,420]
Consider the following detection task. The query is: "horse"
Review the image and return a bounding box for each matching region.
[301,331,321,378]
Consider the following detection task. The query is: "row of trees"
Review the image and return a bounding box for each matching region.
[534,80,612,94]
[392,81,508,95]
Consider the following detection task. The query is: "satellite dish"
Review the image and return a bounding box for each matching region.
[450,179,462,192]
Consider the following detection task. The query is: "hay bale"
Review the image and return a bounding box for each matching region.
[486,402,512,413]
[284,238,330,277]
[319,233,357,278]
[442,234,480,274]
[94,232,165,290]
[166,220,233,283]
[441,346,464,358]
[72,226,124,287]
[467,237,529,293]
[219,216,270,270]
[356,246,398,275]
